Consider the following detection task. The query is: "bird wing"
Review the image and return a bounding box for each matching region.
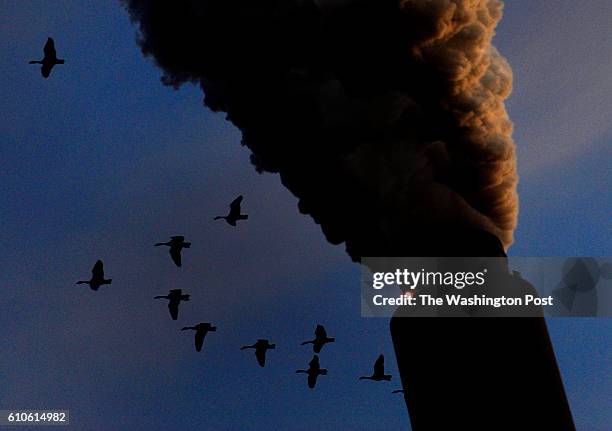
[315,324,327,338]
[170,247,182,267]
[92,260,104,279]
[44,38,56,60]
[255,348,266,367]
[229,195,243,216]
[374,354,385,375]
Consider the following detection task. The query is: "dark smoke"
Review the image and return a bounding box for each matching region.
[122,0,518,260]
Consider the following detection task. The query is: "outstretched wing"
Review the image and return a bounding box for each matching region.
[43,37,56,60]
[229,195,243,217]
[170,247,182,267]
[92,260,104,279]
[255,348,266,367]
[374,354,385,375]
[315,324,327,339]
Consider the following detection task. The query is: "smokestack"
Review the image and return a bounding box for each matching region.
[122,0,574,428]
[122,0,518,261]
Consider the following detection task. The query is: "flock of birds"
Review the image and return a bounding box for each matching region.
[34,37,404,393]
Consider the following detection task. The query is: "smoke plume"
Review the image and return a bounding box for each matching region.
[122,0,518,260]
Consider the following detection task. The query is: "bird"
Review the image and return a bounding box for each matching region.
[214,195,248,226]
[154,236,191,267]
[29,37,65,78]
[392,389,405,394]
[295,355,327,389]
[551,258,612,316]
[240,339,276,367]
[76,260,112,291]
[154,289,190,320]
[301,324,335,353]
[181,323,216,352]
[359,354,392,381]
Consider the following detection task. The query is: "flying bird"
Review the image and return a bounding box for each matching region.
[359,354,392,381]
[154,236,191,267]
[295,355,327,389]
[214,195,248,226]
[240,339,276,367]
[154,289,190,320]
[29,37,65,78]
[76,260,112,291]
[301,324,335,353]
[181,323,216,352]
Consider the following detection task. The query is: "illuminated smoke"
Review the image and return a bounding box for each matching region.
[122,0,518,260]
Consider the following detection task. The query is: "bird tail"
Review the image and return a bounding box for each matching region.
[76,281,88,284]
[57,59,65,64]
[238,215,248,220]
[154,295,166,299]
[181,327,195,331]
[320,369,328,375]
[213,216,224,220]
[209,326,216,331]
[301,341,312,345]
[105,279,112,284]
[295,370,307,374]
[269,344,276,349]
[29,60,42,64]
[384,375,392,381]
[183,242,191,248]
[240,346,251,350]
[328,337,335,342]
[154,243,164,246]
[181,295,190,301]
[359,376,368,380]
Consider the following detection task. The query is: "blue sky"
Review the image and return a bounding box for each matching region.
[1,1,610,430]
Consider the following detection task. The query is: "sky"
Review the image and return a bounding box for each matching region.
[1,1,610,430]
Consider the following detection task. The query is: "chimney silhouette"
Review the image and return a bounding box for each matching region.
[390,229,575,430]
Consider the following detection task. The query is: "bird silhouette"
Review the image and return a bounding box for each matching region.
[359,354,392,381]
[551,258,612,316]
[301,324,335,353]
[214,195,248,226]
[296,355,327,389]
[181,323,216,352]
[154,236,191,267]
[392,389,405,394]
[154,289,190,320]
[29,37,64,78]
[76,260,112,291]
[240,339,276,367]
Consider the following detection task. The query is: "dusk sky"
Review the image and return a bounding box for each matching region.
[1,1,610,430]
